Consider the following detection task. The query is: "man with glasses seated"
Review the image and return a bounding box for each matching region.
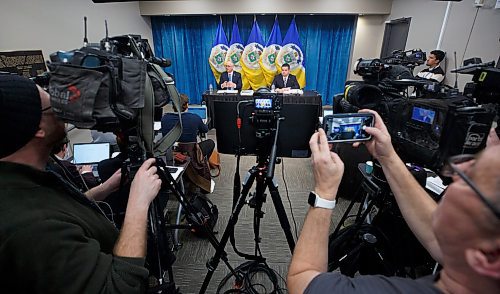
[288,109,500,294]
[218,60,242,91]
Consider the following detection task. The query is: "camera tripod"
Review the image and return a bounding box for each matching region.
[199,117,296,293]
[122,137,240,294]
[328,162,435,278]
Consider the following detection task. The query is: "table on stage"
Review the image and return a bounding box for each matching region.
[202,90,322,129]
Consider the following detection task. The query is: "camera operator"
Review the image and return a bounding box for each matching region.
[0,75,162,293]
[288,109,500,293]
[416,50,446,83]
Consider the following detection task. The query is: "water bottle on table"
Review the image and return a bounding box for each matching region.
[209,83,213,94]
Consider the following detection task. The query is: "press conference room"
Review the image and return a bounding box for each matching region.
[1,0,499,293]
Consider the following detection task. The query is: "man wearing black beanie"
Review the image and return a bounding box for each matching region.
[0,74,163,293]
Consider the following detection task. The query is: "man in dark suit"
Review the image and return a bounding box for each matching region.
[218,61,242,91]
[272,63,300,92]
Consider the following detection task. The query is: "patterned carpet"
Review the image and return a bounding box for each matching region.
[165,129,356,294]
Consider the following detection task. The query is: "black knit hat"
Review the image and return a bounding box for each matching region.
[0,74,42,158]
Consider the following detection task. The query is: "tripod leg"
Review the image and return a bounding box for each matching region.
[252,177,267,256]
[266,178,296,253]
[199,170,257,294]
[331,184,364,238]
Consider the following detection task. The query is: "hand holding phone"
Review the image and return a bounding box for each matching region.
[322,113,374,143]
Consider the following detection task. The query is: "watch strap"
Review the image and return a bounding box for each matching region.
[310,191,336,209]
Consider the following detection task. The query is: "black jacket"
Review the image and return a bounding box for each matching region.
[218,71,242,90]
[272,73,300,89]
[0,161,148,293]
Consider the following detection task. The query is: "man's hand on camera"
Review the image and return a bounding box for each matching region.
[353,109,397,163]
[129,158,162,210]
[309,128,344,201]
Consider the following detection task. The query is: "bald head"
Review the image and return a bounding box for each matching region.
[224,61,234,73]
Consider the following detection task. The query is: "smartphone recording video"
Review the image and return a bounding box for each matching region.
[323,113,374,143]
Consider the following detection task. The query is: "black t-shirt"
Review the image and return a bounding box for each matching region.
[304,272,443,294]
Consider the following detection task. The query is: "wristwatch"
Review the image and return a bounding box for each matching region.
[308,191,336,210]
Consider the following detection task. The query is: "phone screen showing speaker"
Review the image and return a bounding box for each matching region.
[323,113,374,143]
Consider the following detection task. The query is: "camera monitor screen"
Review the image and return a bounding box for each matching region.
[412,107,436,124]
[73,143,110,164]
[255,98,273,110]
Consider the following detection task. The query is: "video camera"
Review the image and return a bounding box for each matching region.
[382,49,426,68]
[31,19,188,292]
[336,54,496,171]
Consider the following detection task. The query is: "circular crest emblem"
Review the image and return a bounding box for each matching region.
[260,44,281,71]
[225,43,245,71]
[209,44,229,72]
[276,43,304,71]
[242,42,264,70]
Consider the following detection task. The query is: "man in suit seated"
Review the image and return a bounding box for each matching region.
[272,63,300,93]
[218,61,242,91]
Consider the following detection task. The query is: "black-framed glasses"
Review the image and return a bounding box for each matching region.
[441,154,500,219]
[41,106,52,113]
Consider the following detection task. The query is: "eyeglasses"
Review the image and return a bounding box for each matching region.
[41,106,52,113]
[441,154,500,219]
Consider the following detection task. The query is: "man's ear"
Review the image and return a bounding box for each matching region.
[465,248,500,279]
[34,128,45,139]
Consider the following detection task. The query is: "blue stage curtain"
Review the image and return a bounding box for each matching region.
[151,15,355,105]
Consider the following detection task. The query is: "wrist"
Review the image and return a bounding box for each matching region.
[127,193,152,212]
[313,188,337,202]
[377,150,399,166]
[309,191,336,210]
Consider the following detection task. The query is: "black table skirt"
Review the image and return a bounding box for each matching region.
[202,90,322,129]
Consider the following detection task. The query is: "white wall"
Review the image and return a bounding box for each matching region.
[0,0,153,61]
[139,0,392,15]
[388,0,500,87]
[348,15,387,81]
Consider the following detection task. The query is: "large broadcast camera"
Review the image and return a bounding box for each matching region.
[337,52,496,172]
[329,53,497,280]
[31,19,223,293]
[382,49,426,68]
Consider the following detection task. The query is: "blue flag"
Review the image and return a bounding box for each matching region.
[225,17,248,88]
[241,18,266,89]
[260,16,283,85]
[277,18,306,88]
[209,19,229,83]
